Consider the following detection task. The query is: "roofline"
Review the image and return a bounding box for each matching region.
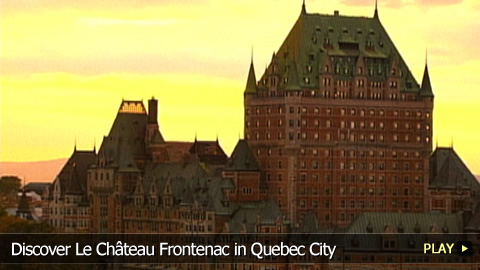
[304,12,374,20]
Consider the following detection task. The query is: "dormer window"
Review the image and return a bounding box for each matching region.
[324,38,331,46]
[383,239,396,249]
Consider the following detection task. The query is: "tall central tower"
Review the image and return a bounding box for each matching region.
[244,3,434,227]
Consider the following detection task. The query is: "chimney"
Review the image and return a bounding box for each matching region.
[148,97,158,124]
[334,10,339,16]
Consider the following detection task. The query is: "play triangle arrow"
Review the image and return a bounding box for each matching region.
[462,245,468,252]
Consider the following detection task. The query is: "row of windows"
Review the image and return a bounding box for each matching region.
[248,106,430,119]
[249,131,430,144]
[267,173,424,184]
[47,207,90,216]
[49,218,89,228]
[252,85,429,102]
[92,171,111,181]
[124,220,178,232]
[260,148,423,159]
[249,117,431,130]
[302,161,423,171]
[284,186,423,197]
[293,199,422,211]
[185,224,213,233]
[242,187,253,195]
[432,199,465,209]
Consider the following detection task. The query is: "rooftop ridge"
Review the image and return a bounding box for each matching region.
[305,12,373,19]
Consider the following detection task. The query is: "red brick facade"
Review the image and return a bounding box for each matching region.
[244,8,434,227]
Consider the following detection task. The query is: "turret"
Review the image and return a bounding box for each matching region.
[244,60,257,94]
[420,63,434,97]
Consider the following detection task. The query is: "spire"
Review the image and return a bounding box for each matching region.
[301,0,306,15]
[74,138,77,152]
[373,0,379,19]
[244,58,257,94]
[420,53,434,97]
[93,138,96,153]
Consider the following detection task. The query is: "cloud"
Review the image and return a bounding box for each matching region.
[77,17,178,27]
[0,0,206,14]
[0,53,247,80]
[340,0,463,8]
[339,0,407,8]
[415,0,462,6]
[339,0,374,6]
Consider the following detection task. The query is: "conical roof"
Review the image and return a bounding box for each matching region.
[65,165,84,195]
[225,140,260,171]
[420,64,434,97]
[244,61,257,94]
[150,129,165,144]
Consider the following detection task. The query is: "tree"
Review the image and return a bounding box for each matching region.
[0,175,22,207]
[0,175,21,195]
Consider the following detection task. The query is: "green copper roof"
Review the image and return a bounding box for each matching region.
[430,147,479,192]
[244,61,257,94]
[257,9,422,93]
[225,139,260,171]
[347,212,463,234]
[420,63,434,97]
[98,100,149,170]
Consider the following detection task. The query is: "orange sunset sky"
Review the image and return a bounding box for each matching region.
[1,0,479,175]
